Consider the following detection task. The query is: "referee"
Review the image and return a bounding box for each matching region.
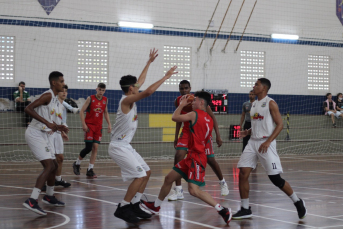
[240,90,255,152]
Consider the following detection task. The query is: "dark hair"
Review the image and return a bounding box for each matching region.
[326,93,331,97]
[97,83,106,89]
[49,71,63,85]
[63,85,68,90]
[120,75,137,93]
[194,91,211,108]
[179,80,191,87]
[258,78,271,91]
[19,81,25,86]
[249,90,253,93]
[337,93,342,98]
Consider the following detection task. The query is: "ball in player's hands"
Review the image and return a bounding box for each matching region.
[182,94,194,113]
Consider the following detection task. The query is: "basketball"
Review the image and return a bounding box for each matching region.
[182,94,194,113]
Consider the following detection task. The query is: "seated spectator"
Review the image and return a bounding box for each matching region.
[336,93,343,113]
[13,81,32,127]
[323,93,343,128]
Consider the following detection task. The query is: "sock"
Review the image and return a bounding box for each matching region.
[121,200,130,206]
[131,192,143,204]
[241,198,249,209]
[214,203,224,211]
[220,178,225,183]
[76,158,82,165]
[55,176,61,181]
[46,185,54,196]
[30,187,41,200]
[289,192,300,203]
[154,198,163,207]
[175,185,182,190]
[88,164,94,170]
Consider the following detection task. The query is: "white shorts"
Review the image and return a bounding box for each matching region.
[327,111,342,118]
[108,142,150,182]
[25,127,55,161]
[237,138,283,175]
[48,132,64,155]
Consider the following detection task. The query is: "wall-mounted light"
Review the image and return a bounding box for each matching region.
[118,21,154,29]
[271,34,299,40]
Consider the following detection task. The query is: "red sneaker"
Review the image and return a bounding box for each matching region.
[141,200,160,214]
[218,207,232,225]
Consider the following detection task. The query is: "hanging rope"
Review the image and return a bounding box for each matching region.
[198,0,221,51]
[222,0,246,53]
[210,0,233,53]
[235,0,257,52]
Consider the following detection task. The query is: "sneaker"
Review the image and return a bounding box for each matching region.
[333,123,337,128]
[232,207,252,219]
[167,187,184,201]
[86,168,97,178]
[73,162,80,175]
[141,200,160,214]
[218,207,232,225]
[55,178,71,188]
[114,203,139,224]
[23,198,47,216]
[42,195,65,207]
[220,181,229,196]
[132,202,152,219]
[294,199,307,219]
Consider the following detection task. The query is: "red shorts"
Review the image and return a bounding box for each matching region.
[173,152,207,187]
[84,124,102,144]
[176,131,215,158]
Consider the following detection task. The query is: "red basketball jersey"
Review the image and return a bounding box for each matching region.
[176,95,190,131]
[85,95,107,126]
[188,109,213,155]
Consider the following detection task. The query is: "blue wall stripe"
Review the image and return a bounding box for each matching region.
[1,18,343,48]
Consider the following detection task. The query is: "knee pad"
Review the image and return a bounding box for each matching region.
[80,142,93,158]
[268,174,285,189]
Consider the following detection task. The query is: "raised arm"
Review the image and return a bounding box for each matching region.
[79,96,91,132]
[206,106,222,147]
[137,48,159,87]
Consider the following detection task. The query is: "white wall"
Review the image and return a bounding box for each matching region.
[0,0,343,95]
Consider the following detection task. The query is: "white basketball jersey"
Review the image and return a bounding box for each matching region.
[250,96,275,139]
[110,95,138,144]
[29,89,59,131]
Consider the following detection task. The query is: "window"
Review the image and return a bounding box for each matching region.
[308,55,329,90]
[163,46,191,85]
[77,41,109,83]
[240,51,265,88]
[0,36,15,81]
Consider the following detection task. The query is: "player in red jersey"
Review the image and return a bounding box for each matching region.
[142,91,232,225]
[73,83,111,178]
[168,80,229,201]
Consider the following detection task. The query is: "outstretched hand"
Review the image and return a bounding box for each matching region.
[179,95,191,107]
[148,48,158,63]
[164,66,178,79]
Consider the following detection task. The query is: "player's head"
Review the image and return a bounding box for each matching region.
[120,75,140,94]
[337,93,343,101]
[326,93,332,100]
[179,80,191,95]
[58,85,68,101]
[18,81,26,90]
[193,91,211,111]
[49,71,65,92]
[249,90,255,100]
[96,83,106,96]
[254,78,271,95]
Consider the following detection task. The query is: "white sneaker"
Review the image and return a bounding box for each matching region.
[168,187,184,201]
[220,181,229,196]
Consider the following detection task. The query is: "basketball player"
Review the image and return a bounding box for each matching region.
[110,49,178,224]
[169,80,229,201]
[240,90,255,152]
[23,71,68,215]
[232,78,307,219]
[142,92,232,225]
[73,83,111,178]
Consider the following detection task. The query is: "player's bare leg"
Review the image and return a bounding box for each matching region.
[87,143,98,178]
[207,157,229,196]
[168,149,187,200]
[238,167,252,199]
[137,170,151,194]
[188,183,217,206]
[55,154,71,188]
[35,159,56,189]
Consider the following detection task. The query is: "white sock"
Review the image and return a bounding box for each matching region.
[30,187,41,200]
[289,192,300,203]
[76,158,82,165]
[131,192,143,204]
[241,198,249,209]
[154,198,163,207]
[88,164,94,170]
[121,200,130,206]
[46,185,54,196]
[55,176,61,181]
[220,178,225,183]
[175,185,182,190]
[214,203,224,211]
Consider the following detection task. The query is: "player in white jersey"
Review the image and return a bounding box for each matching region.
[23,71,69,216]
[109,49,178,224]
[232,78,307,220]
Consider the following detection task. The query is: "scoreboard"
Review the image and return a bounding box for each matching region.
[203,89,228,114]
